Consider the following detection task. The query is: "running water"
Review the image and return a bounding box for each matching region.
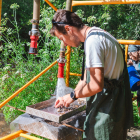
[55,78,74,100]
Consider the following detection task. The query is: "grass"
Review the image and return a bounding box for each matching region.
[132,91,140,126]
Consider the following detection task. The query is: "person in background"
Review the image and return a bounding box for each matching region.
[127,45,140,116]
[50,9,133,140]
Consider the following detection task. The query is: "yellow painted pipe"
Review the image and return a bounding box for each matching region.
[0,130,27,140]
[20,133,43,140]
[69,72,82,77]
[65,0,72,87]
[72,0,140,6]
[65,49,71,56]
[0,60,58,109]
[44,0,57,11]
[125,45,129,63]
[118,40,140,45]
[0,0,2,27]
[66,45,71,87]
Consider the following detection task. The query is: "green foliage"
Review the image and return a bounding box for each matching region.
[25,134,49,140]
[0,2,60,123]
[0,58,58,122]
[132,91,140,126]
[2,0,32,41]
[68,46,84,88]
[133,101,140,126]
[10,3,20,10]
[73,4,140,39]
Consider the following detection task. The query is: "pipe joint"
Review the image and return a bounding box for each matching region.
[60,48,66,52]
[59,51,65,58]
[31,19,39,24]
[58,51,66,63]
[29,30,40,36]
[57,58,67,63]
[29,24,40,36]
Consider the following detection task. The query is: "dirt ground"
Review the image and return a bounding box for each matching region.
[127,127,140,140]
[0,110,11,138]
[0,109,140,139]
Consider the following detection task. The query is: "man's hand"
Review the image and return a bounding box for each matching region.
[55,94,74,108]
[127,59,133,66]
[128,52,139,61]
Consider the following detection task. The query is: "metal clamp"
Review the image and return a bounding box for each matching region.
[57,58,67,63]
[29,30,40,36]
[30,19,39,24]
[60,48,66,52]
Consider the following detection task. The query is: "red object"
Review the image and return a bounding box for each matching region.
[29,36,39,54]
[57,63,65,78]
[30,36,38,48]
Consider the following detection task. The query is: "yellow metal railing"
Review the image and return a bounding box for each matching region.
[72,0,140,6]
[125,45,129,63]
[0,130,27,140]
[44,0,57,11]
[70,72,82,77]
[0,130,43,140]
[19,133,43,140]
[118,40,140,45]
[44,0,140,9]
[66,46,71,87]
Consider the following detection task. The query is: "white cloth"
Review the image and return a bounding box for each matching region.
[84,27,124,80]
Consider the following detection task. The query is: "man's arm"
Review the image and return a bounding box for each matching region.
[55,67,104,108]
[75,67,104,98]
[74,70,87,92]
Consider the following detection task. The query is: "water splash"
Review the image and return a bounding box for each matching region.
[55,78,74,100]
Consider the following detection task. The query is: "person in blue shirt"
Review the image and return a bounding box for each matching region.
[127,45,140,116]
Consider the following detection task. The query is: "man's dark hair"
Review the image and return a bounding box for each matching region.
[50,9,84,36]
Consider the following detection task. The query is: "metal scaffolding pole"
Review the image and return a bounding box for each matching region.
[65,0,72,87]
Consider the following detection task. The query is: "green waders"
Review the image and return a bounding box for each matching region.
[83,60,133,140]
